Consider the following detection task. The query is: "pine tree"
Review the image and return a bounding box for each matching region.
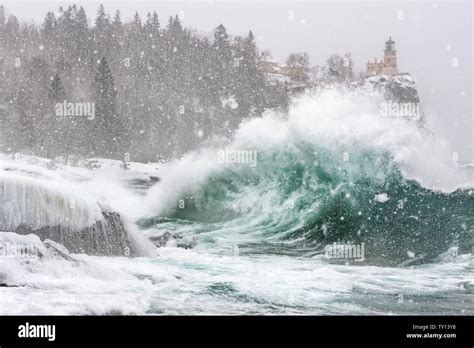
[151,11,160,31]
[148,11,161,58]
[0,5,5,27]
[5,15,19,48]
[133,11,142,31]
[76,7,88,38]
[93,57,122,157]
[131,12,145,50]
[213,24,232,62]
[42,12,56,40]
[112,10,122,28]
[48,73,66,102]
[94,4,113,58]
[95,4,108,31]
[233,31,266,117]
[16,88,35,149]
[212,24,233,96]
[0,5,5,48]
[15,58,50,151]
[44,73,67,156]
[73,6,90,62]
[110,10,123,54]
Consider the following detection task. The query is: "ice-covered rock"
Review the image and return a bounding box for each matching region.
[0,232,46,259]
[0,163,152,256]
[0,172,103,232]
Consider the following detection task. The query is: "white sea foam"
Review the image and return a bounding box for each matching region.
[0,245,471,315]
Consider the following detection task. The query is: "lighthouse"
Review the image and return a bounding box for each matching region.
[382,36,398,75]
[365,37,399,77]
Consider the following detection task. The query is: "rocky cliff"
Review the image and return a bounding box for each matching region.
[359,73,426,125]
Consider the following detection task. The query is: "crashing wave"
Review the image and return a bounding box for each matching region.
[141,87,473,266]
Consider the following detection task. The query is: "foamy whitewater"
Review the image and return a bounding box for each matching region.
[0,88,472,314]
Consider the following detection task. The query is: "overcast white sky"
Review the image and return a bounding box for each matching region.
[2,0,473,161]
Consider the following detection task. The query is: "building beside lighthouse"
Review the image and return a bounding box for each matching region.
[365,37,398,77]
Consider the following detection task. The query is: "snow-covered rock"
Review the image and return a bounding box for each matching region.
[359,73,426,125]
[0,155,154,256]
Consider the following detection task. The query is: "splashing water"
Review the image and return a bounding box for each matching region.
[1,88,472,315]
